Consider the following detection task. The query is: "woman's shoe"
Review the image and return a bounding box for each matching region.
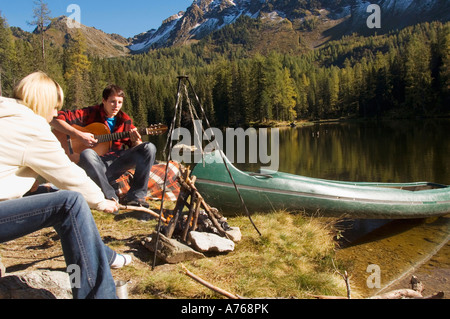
[111,254,132,269]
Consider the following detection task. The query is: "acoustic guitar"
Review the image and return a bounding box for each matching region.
[53,122,168,163]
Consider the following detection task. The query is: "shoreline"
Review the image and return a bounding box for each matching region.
[335,216,450,299]
[377,239,449,299]
[249,115,450,128]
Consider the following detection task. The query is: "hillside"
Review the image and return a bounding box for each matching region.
[34,16,131,58]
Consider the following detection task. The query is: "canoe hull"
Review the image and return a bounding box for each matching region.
[191,151,450,219]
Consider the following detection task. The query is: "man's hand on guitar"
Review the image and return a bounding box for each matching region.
[129,128,142,146]
[77,131,98,148]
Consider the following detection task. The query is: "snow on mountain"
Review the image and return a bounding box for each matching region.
[128,0,450,53]
[128,0,263,52]
[129,12,183,52]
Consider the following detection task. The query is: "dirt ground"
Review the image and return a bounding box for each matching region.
[0,214,165,299]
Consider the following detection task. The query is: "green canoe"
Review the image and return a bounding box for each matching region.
[191,151,450,219]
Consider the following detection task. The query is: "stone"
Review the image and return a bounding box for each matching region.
[142,232,205,264]
[0,270,72,299]
[188,231,235,253]
[225,227,242,242]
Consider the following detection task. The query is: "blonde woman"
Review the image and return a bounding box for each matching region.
[0,72,122,298]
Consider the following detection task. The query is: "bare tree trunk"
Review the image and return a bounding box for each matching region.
[41,31,46,70]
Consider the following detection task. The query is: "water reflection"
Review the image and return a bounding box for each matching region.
[275,119,450,185]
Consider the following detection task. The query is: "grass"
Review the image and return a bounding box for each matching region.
[95,205,348,299]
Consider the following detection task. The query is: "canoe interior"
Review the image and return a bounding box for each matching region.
[383,183,447,192]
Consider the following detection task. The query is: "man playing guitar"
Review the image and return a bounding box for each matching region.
[51,84,156,208]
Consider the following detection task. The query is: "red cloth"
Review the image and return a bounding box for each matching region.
[112,161,181,201]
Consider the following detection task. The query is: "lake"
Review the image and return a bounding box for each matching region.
[152,118,450,185]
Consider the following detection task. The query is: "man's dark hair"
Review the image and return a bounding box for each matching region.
[102,84,125,100]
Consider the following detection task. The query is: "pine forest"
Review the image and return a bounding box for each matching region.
[0,15,449,129]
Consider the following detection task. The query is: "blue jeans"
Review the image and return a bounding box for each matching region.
[78,142,156,202]
[0,191,117,299]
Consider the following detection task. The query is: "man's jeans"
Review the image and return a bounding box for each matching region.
[78,142,156,202]
[0,191,117,299]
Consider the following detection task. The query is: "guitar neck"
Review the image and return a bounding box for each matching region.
[95,128,147,143]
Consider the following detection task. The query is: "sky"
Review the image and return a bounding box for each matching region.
[0,0,194,38]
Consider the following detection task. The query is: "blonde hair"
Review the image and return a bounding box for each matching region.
[13,72,64,120]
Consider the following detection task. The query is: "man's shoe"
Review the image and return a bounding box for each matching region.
[124,198,150,209]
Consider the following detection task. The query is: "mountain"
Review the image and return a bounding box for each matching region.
[129,0,450,53]
[17,1,450,56]
[35,16,131,57]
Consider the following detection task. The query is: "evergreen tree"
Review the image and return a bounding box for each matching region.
[228,63,241,126]
[250,54,271,122]
[63,29,91,108]
[213,61,233,126]
[338,62,356,116]
[404,34,432,114]
[265,52,283,120]
[192,73,216,125]
[278,67,298,121]
[327,67,340,116]
[236,64,252,125]
[86,58,107,105]
[438,25,450,110]
[126,73,148,128]
[0,14,15,96]
[296,73,310,117]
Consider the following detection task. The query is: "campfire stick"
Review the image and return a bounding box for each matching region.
[181,189,197,242]
[165,187,189,238]
[191,196,202,232]
[181,264,240,300]
[178,179,192,193]
[119,205,167,223]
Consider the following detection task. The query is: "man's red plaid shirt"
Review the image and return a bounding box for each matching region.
[56,104,136,155]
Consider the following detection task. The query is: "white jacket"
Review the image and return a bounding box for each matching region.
[0,96,107,210]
